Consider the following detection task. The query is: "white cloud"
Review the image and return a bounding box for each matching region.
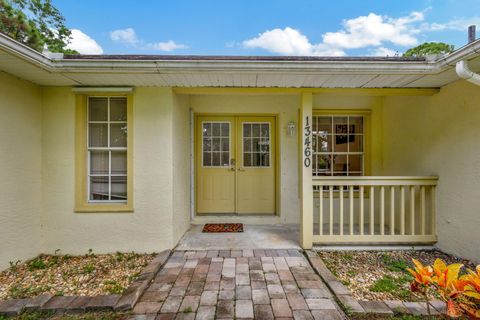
[148,40,188,52]
[322,12,423,49]
[110,28,139,46]
[242,11,429,56]
[110,27,188,52]
[371,47,399,57]
[243,27,345,56]
[422,17,480,32]
[67,29,103,54]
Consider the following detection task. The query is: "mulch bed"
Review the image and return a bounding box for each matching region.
[0,251,156,300]
[318,250,476,302]
[202,223,244,233]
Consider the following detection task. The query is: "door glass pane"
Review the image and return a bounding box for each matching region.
[90,176,109,200]
[110,123,127,147]
[202,122,229,167]
[110,97,127,121]
[89,98,108,121]
[90,151,109,175]
[243,123,270,167]
[89,124,108,147]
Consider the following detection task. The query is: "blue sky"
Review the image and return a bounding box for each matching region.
[55,0,480,56]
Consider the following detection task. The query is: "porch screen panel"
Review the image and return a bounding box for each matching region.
[243,123,270,167]
[88,97,128,202]
[312,115,364,176]
[202,122,230,167]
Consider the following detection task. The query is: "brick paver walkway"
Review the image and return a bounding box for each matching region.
[129,249,344,320]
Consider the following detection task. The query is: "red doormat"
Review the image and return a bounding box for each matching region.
[202,223,244,233]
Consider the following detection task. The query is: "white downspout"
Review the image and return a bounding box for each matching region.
[456,60,480,86]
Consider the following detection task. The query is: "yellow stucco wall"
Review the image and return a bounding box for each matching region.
[382,80,480,263]
[41,87,177,255]
[0,72,42,270]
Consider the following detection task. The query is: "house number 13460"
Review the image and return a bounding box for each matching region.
[304,116,311,167]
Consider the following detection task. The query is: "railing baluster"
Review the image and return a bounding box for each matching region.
[400,186,405,235]
[339,186,344,236]
[380,186,385,235]
[319,187,323,236]
[410,186,415,235]
[370,186,375,235]
[431,186,436,236]
[421,186,426,235]
[349,186,354,235]
[390,186,395,235]
[360,186,364,235]
[329,186,333,235]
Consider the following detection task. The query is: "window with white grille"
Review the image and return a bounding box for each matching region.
[312,115,364,176]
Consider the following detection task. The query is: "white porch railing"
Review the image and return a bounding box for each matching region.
[312,176,438,244]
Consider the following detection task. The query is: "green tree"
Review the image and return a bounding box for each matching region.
[0,0,77,53]
[403,42,454,57]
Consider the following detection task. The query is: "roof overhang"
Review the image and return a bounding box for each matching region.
[1,33,480,88]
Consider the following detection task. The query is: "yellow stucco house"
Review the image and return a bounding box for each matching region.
[1,32,480,270]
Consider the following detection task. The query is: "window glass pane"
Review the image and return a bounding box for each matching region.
[90,151,109,175]
[221,152,229,166]
[333,155,348,172]
[244,153,251,167]
[348,134,363,152]
[203,152,211,166]
[317,155,332,175]
[111,176,127,200]
[244,138,252,152]
[203,123,211,137]
[315,133,332,152]
[334,135,348,152]
[349,116,363,134]
[110,97,127,121]
[221,123,229,137]
[221,138,229,152]
[252,138,260,152]
[89,98,108,121]
[89,123,108,147]
[318,117,332,134]
[111,151,127,174]
[243,124,251,137]
[260,124,269,137]
[212,123,221,136]
[334,116,348,126]
[90,176,109,200]
[212,138,221,151]
[348,155,363,172]
[110,123,127,147]
[252,124,261,137]
[261,154,270,166]
[212,152,220,166]
[203,138,211,151]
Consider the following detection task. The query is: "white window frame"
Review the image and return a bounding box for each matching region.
[87,96,128,203]
[312,115,365,177]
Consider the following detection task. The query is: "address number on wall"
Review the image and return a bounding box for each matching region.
[304,116,311,167]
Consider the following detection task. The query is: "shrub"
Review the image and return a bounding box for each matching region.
[408,258,480,318]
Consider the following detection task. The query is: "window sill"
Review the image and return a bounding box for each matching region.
[74,203,134,213]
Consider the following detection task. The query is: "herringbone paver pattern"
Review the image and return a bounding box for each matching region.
[129,250,343,319]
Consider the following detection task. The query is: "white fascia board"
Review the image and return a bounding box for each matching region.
[2,32,480,78]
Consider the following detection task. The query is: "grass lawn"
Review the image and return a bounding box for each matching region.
[0,251,156,300]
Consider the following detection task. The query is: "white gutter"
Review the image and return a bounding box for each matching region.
[455,60,480,86]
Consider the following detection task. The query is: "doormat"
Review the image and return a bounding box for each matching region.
[202,223,244,233]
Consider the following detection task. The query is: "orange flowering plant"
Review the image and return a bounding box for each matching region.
[407,258,480,319]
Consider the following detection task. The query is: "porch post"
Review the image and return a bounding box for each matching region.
[300,92,313,249]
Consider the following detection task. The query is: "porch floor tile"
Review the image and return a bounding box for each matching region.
[175,224,300,250]
[129,249,344,319]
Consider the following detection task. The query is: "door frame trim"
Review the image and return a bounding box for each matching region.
[193,113,281,217]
